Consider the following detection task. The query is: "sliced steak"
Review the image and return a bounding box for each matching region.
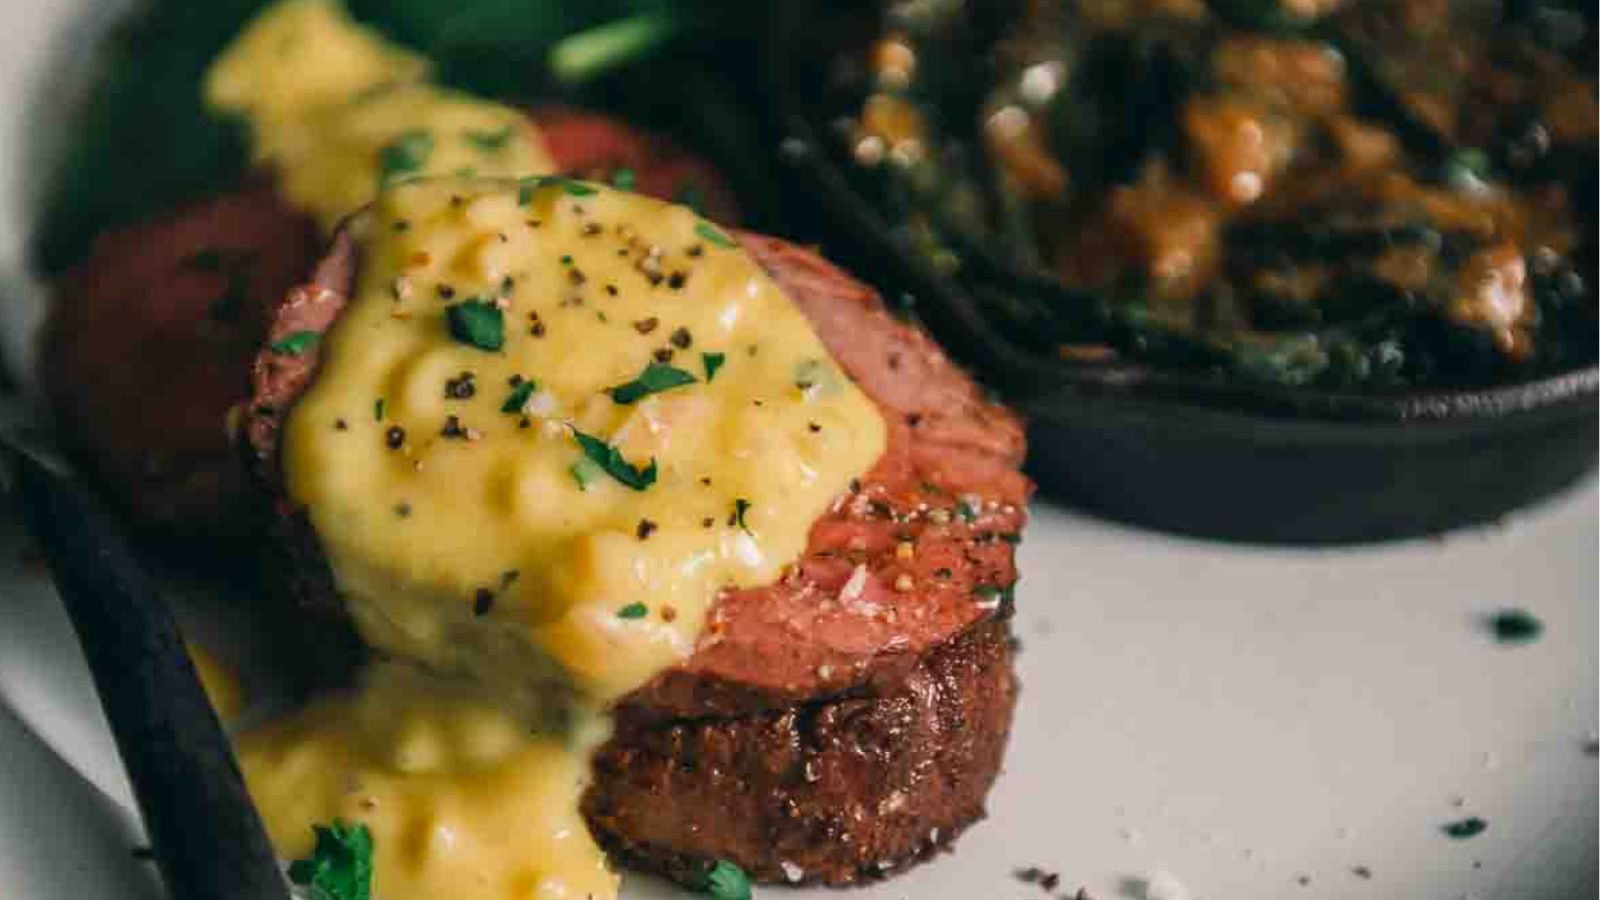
[588,616,1017,886]
[245,218,1030,884]
[41,110,736,543]
[42,182,317,542]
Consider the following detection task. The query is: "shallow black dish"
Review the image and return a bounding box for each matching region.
[760,0,1597,544]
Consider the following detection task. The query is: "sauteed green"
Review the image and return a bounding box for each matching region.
[838,0,1597,387]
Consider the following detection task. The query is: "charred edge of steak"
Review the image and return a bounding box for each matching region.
[582,616,1018,887]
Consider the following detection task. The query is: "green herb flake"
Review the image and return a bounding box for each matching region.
[377,130,434,186]
[446,299,505,351]
[287,820,373,900]
[518,175,598,205]
[373,399,386,422]
[1489,609,1543,644]
[1444,148,1493,192]
[730,498,754,533]
[610,361,697,404]
[572,429,657,491]
[955,500,978,523]
[1442,817,1488,840]
[570,458,602,491]
[702,352,726,382]
[501,380,538,414]
[269,331,320,356]
[700,859,751,900]
[463,126,512,152]
[616,601,649,620]
[611,168,637,191]
[694,221,738,249]
[556,178,598,197]
[974,584,1014,607]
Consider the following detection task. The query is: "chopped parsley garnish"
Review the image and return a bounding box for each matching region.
[501,379,539,413]
[1443,817,1488,840]
[570,458,602,491]
[955,500,978,523]
[572,428,657,491]
[269,331,320,356]
[517,175,598,204]
[610,168,637,191]
[287,820,373,900]
[446,299,505,351]
[975,584,1015,606]
[1489,608,1543,644]
[732,498,753,533]
[373,399,386,422]
[694,221,738,249]
[702,352,726,382]
[699,859,751,900]
[609,361,697,404]
[463,126,512,152]
[616,601,649,619]
[377,130,434,185]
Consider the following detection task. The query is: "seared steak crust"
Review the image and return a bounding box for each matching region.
[586,616,1017,886]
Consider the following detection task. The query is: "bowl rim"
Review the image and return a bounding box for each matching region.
[760,0,1600,427]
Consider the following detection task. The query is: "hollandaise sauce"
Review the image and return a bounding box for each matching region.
[205,0,554,230]
[208,5,887,897]
[238,664,617,900]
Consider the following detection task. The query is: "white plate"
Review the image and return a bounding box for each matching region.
[0,2,1595,898]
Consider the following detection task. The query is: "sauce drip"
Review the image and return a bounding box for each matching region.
[210,6,887,896]
[206,0,555,230]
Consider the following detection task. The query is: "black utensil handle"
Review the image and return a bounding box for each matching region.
[11,453,288,900]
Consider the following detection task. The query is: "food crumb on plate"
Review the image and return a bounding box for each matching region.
[1143,870,1191,900]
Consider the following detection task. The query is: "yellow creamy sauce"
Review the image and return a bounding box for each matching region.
[247,178,883,898]
[209,8,887,895]
[283,177,883,701]
[239,664,617,900]
[205,0,554,230]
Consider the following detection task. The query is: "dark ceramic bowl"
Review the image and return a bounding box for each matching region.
[758,0,1598,544]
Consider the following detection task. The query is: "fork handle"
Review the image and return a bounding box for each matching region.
[10,451,288,900]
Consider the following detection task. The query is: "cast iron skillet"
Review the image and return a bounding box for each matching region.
[759,0,1598,545]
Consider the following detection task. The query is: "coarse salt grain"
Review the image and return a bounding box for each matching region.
[840,564,869,601]
[1144,870,1191,900]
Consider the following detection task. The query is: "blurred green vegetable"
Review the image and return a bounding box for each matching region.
[35,0,765,273]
